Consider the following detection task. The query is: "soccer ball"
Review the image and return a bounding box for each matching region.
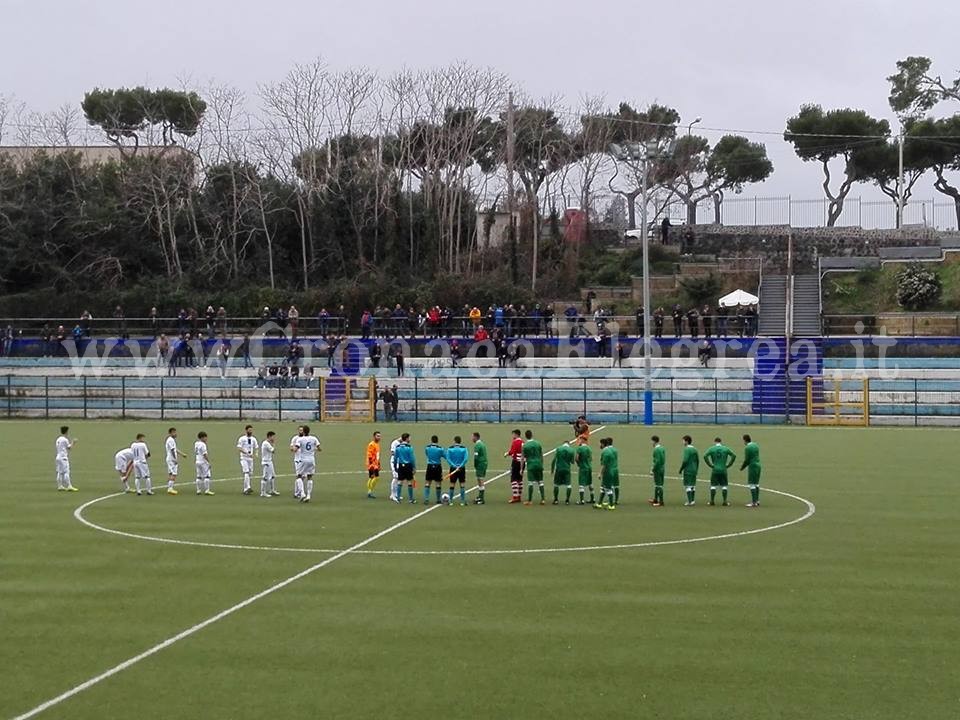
[441,492,451,505]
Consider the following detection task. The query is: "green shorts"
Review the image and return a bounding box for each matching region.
[601,470,619,488]
[709,473,729,487]
[553,469,571,486]
[475,465,488,480]
[682,474,697,488]
[577,470,592,486]
[526,466,544,484]
[652,470,665,486]
[746,466,761,486]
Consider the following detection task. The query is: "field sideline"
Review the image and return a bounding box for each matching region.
[1,420,957,720]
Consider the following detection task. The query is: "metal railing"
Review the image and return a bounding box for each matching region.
[822,314,960,336]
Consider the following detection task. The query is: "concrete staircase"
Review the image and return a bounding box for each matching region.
[792,274,822,336]
[758,275,787,335]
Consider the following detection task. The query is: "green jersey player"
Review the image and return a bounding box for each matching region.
[521,430,544,505]
[551,443,576,504]
[595,437,619,510]
[472,432,489,505]
[575,440,594,505]
[649,435,666,506]
[679,435,699,506]
[740,434,762,507]
[703,437,737,506]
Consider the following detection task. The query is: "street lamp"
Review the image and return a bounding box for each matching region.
[618,139,663,426]
[687,117,702,136]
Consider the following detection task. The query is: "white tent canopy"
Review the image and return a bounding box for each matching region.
[718,289,759,307]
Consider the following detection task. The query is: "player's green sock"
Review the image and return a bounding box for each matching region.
[752,487,759,503]
[710,487,717,503]
[478,487,485,502]
[578,486,585,502]
[527,484,533,502]
[722,488,728,503]
[553,486,559,502]
[565,487,571,503]
[655,486,663,503]
[613,487,620,505]
[539,484,545,501]
[589,486,595,503]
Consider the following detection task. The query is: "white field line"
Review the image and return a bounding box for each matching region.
[17,429,604,719]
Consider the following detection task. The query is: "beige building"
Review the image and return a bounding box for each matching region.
[0,144,192,168]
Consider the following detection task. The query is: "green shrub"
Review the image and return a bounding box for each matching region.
[895,264,942,310]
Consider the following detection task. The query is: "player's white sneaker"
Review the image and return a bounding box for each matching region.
[390,495,400,503]
[301,495,310,503]
[270,491,280,496]
[146,490,154,496]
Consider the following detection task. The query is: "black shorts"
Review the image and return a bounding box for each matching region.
[397,463,414,482]
[511,460,522,481]
[449,467,466,484]
[426,464,442,483]
[368,469,379,478]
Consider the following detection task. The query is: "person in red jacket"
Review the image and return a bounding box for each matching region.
[504,429,523,503]
[474,325,489,341]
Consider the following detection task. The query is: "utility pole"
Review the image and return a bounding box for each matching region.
[505,92,518,285]
[897,128,905,229]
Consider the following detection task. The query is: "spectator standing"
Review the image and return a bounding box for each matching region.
[370,342,382,368]
[40,323,52,357]
[635,306,644,339]
[716,304,728,336]
[177,308,188,335]
[318,308,330,336]
[113,305,128,340]
[702,304,712,338]
[157,334,170,367]
[395,346,405,377]
[360,310,372,340]
[149,307,159,338]
[672,305,683,338]
[544,304,555,338]
[80,310,92,338]
[205,305,216,336]
[687,307,700,340]
[288,305,300,337]
[217,306,227,334]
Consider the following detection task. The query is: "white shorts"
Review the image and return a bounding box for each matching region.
[240,457,254,474]
[134,462,150,479]
[167,460,179,476]
[195,462,211,480]
[299,460,316,476]
[262,461,275,481]
[56,458,70,474]
[114,455,129,473]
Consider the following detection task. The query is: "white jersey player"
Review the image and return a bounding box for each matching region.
[164,427,186,496]
[194,431,214,495]
[130,434,152,495]
[54,426,78,492]
[290,425,305,498]
[260,431,279,497]
[237,425,259,495]
[389,435,402,504]
[293,425,320,503]
[114,447,134,493]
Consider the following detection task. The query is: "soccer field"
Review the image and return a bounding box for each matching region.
[1,420,956,720]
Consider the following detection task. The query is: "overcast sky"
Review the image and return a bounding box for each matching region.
[2,0,958,219]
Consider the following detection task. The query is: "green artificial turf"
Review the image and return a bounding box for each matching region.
[0,420,957,720]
